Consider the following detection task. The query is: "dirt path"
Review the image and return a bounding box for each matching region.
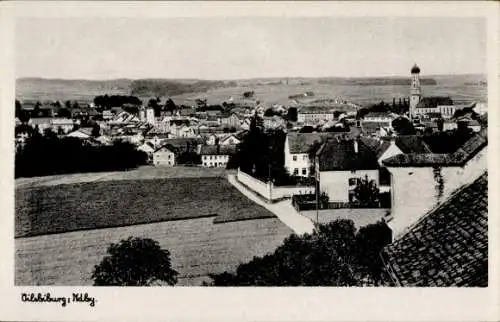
[227,174,314,235]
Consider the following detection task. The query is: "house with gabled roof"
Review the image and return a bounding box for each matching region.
[200,144,237,168]
[381,172,487,287]
[382,127,487,239]
[152,145,177,166]
[315,137,381,202]
[284,132,345,177]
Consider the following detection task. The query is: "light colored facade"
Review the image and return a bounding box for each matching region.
[437,105,456,119]
[409,64,421,118]
[201,154,230,167]
[443,120,458,131]
[152,146,176,166]
[284,135,313,177]
[318,170,380,202]
[384,133,487,240]
[363,113,394,123]
[297,111,335,124]
[221,113,240,128]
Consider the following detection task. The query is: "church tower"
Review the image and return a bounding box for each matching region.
[409,64,421,119]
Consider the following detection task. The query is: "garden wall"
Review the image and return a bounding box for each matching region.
[237,169,315,202]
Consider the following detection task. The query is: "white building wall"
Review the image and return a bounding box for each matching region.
[319,170,380,202]
[202,155,230,167]
[387,145,487,239]
[153,150,175,166]
[377,142,403,165]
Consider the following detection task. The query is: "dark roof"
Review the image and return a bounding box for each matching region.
[199,144,237,156]
[317,138,380,171]
[287,132,345,154]
[393,136,433,154]
[383,128,487,167]
[361,121,392,134]
[382,172,488,286]
[364,112,392,118]
[417,97,453,109]
[161,137,204,149]
[411,64,420,74]
[154,144,178,153]
[361,136,432,159]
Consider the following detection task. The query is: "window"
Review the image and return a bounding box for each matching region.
[219,162,223,166]
[302,168,307,175]
[348,178,359,186]
[303,155,307,161]
[293,155,297,161]
[293,168,299,175]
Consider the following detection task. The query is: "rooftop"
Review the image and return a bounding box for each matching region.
[287,132,345,154]
[382,172,488,287]
[317,137,380,171]
[417,97,453,109]
[199,144,237,156]
[382,128,486,167]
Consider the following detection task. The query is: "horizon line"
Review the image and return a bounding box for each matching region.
[16,73,487,82]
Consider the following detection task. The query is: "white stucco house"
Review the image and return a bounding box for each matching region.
[152,145,176,166]
[284,132,343,177]
[200,144,236,168]
[382,127,487,240]
[315,137,380,203]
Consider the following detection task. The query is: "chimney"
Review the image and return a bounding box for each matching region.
[353,139,358,153]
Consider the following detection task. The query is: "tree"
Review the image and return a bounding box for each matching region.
[91,123,101,137]
[287,107,298,122]
[391,117,416,135]
[33,101,41,117]
[353,175,380,207]
[15,99,22,118]
[242,91,255,99]
[436,118,444,132]
[65,100,72,110]
[209,219,377,286]
[355,221,392,284]
[92,237,178,286]
[164,98,177,113]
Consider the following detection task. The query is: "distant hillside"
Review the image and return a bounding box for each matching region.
[16,78,132,103]
[129,79,236,97]
[317,77,437,86]
[16,74,486,104]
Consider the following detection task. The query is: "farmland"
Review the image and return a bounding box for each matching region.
[15,176,275,238]
[15,216,293,286]
[15,165,230,189]
[16,75,487,108]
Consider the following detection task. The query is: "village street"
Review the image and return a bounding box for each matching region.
[227,174,315,235]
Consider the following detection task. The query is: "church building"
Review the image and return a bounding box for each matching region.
[408,64,459,119]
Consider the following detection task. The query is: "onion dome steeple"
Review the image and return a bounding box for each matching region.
[411,64,421,74]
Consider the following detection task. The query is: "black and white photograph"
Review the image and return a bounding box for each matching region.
[1,1,498,321]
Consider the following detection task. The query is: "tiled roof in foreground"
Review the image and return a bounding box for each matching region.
[381,172,488,287]
[382,127,487,167]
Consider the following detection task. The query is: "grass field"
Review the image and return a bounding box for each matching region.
[15,165,230,189]
[15,176,275,238]
[15,216,293,286]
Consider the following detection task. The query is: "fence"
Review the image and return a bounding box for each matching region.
[292,193,388,212]
[236,169,315,202]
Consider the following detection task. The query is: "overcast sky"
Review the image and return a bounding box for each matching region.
[15,17,486,80]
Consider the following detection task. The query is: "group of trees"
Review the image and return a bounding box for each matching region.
[209,219,393,286]
[147,97,178,117]
[237,117,293,184]
[93,95,142,110]
[15,129,147,178]
[90,219,393,287]
[357,98,410,119]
